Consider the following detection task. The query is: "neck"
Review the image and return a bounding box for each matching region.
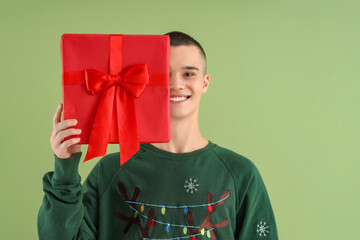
[151,111,208,153]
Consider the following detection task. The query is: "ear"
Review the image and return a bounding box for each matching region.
[201,73,210,94]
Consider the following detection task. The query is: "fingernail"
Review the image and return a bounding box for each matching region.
[73,119,77,125]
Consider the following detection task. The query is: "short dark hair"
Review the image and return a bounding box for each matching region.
[164,31,207,74]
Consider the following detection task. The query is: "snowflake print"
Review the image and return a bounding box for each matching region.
[184,178,199,194]
[257,221,270,237]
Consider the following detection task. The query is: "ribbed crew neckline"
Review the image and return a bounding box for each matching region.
[140,140,216,160]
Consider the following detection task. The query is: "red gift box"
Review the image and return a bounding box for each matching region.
[61,34,170,165]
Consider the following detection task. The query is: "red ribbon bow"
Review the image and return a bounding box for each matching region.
[83,64,149,165]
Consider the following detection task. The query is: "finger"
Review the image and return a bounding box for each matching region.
[51,119,78,142]
[60,137,81,150]
[53,128,82,146]
[53,119,78,133]
[52,103,63,128]
[51,104,62,140]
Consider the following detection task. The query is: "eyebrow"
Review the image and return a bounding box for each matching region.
[182,66,199,71]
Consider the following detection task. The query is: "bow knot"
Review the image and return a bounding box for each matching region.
[108,74,122,82]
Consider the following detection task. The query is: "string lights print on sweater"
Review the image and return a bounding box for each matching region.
[115,181,231,239]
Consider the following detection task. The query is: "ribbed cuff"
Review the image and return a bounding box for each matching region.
[53,152,82,184]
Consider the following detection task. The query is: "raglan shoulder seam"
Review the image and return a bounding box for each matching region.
[211,146,256,211]
[97,152,139,201]
[211,146,239,207]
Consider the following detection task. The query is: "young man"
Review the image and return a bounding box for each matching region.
[38,31,278,239]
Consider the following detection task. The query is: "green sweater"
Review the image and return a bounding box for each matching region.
[38,141,278,239]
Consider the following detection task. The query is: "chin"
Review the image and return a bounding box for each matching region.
[170,109,197,120]
[170,113,187,120]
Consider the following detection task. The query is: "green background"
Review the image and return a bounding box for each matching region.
[1,0,359,239]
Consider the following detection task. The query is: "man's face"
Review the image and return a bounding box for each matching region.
[169,45,210,120]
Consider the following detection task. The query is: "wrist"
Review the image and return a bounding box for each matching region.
[53,152,82,184]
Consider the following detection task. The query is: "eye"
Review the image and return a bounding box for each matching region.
[185,72,194,77]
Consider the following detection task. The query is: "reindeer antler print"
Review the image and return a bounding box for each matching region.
[187,189,230,239]
[114,181,155,238]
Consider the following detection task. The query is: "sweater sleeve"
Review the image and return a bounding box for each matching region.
[235,164,279,239]
[37,152,98,240]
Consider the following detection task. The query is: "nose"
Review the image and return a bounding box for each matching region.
[170,73,184,90]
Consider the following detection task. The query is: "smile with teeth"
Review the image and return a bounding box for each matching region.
[170,96,190,103]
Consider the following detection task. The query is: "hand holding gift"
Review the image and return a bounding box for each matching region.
[50,103,81,159]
